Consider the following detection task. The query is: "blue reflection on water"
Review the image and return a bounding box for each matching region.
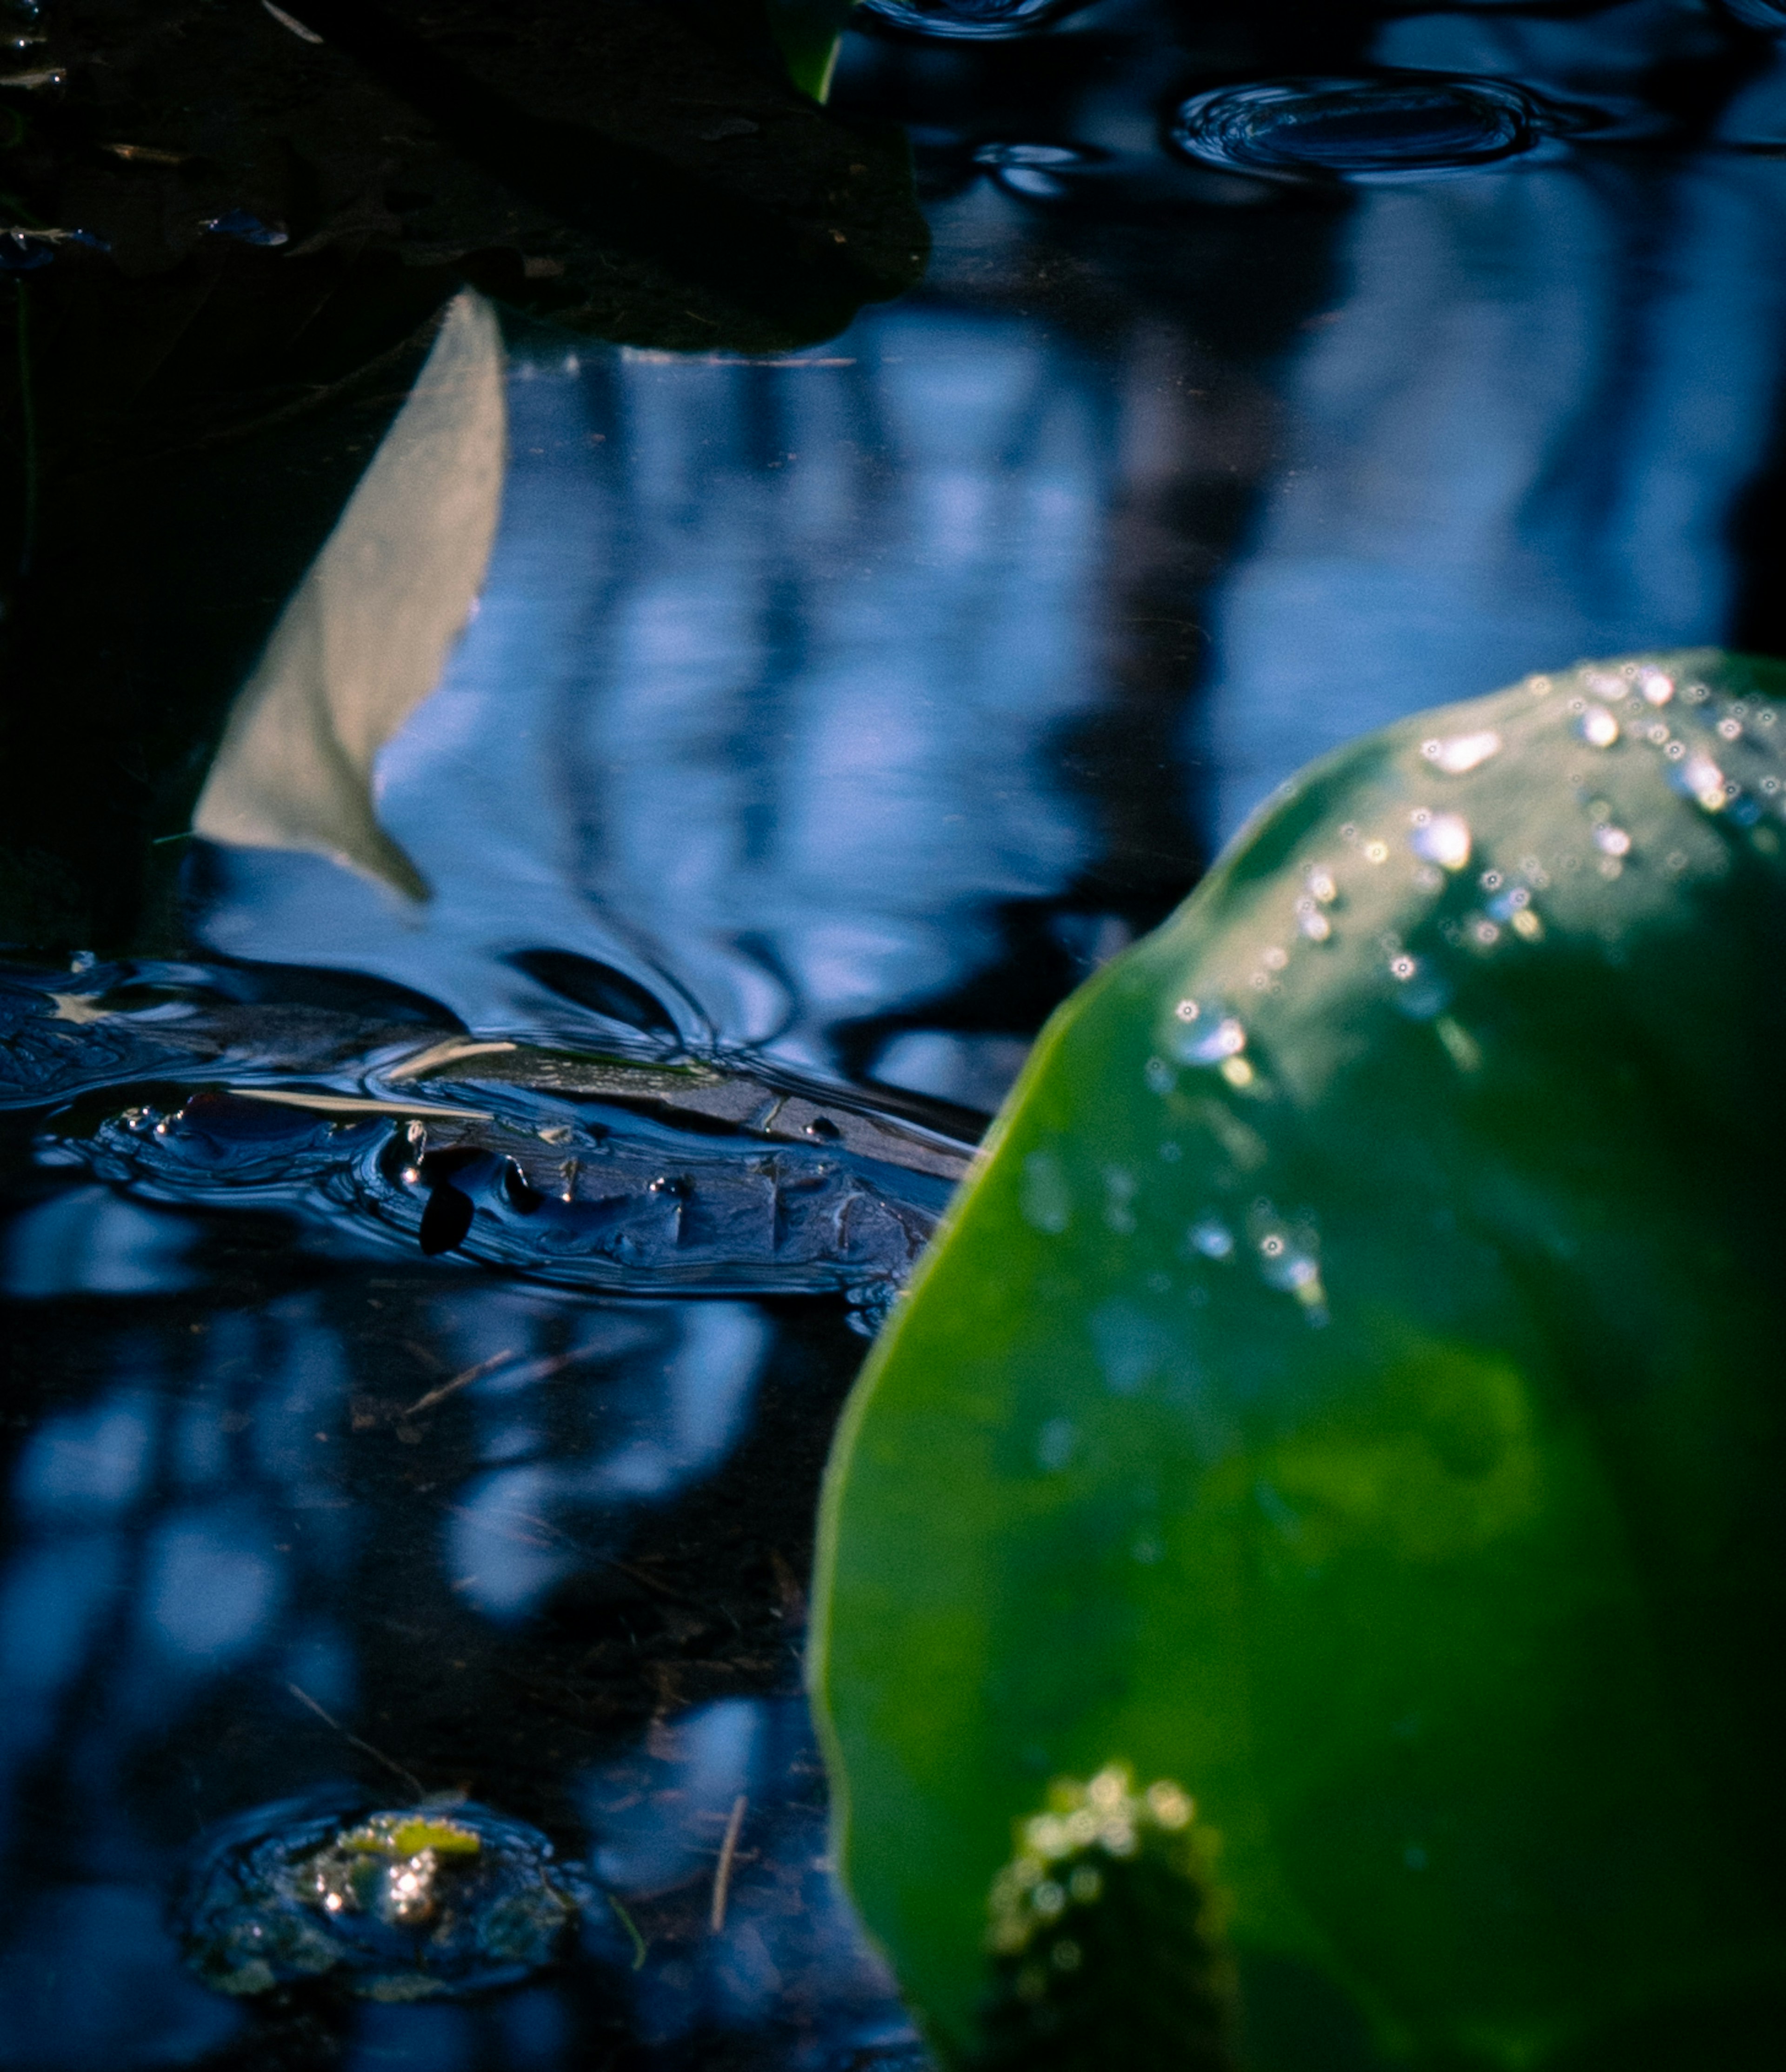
[0,1274,886,2064]
[1201,12,1786,838]
[583,1696,922,2063]
[0,1886,242,2068]
[6,3,1786,2064]
[196,308,1113,1098]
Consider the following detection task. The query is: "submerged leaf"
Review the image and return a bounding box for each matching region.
[812,651,1786,2069]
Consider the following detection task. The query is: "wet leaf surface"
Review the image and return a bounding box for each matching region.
[814,651,1786,2067]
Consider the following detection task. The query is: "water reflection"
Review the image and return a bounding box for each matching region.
[193,303,1124,1106]
[7,2,1786,2065]
[1199,8,1786,839]
[0,1259,889,2064]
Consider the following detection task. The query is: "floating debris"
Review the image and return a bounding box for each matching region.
[176,1797,586,2001]
[0,224,107,269]
[262,0,325,41]
[200,208,289,247]
[4,967,975,1314]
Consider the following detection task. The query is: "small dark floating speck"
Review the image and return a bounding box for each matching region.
[1171,76,1542,182]
[176,1797,587,2001]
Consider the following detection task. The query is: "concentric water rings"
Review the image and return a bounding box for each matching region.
[859,0,1097,40]
[1170,75,1545,183]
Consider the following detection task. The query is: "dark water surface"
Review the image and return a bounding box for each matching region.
[6,0,1786,2065]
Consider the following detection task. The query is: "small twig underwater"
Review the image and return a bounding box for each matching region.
[402,1346,519,1417]
[607,1892,649,1970]
[287,1681,427,1800]
[710,1793,748,1933]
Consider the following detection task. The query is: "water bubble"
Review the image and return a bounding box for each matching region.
[1718,717,1744,741]
[1144,1056,1175,1095]
[1680,753,1727,811]
[1639,669,1675,706]
[1103,1166,1138,1236]
[1435,1017,1482,1073]
[1171,75,1539,183]
[1421,729,1502,774]
[1364,840,1389,864]
[1593,825,1632,858]
[860,0,1095,38]
[1410,812,1472,871]
[1581,707,1620,748]
[1020,1148,1073,1235]
[1306,866,1339,902]
[1037,1418,1076,1472]
[1180,1016,1246,1066]
[1189,1219,1234,1261]
[1300,909,1333,942]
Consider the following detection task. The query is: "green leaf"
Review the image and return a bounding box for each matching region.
[765,0,859,101]
[812,651,1786,2069]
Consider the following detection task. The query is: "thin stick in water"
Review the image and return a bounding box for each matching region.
[710,1792,748,1933]
[402,1347,518,1418]
[607,1892,649,1970]
[287,1682,426,1800]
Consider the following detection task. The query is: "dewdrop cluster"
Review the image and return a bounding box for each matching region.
[989,1765,1194,1967]
[975,1763,1232,2068]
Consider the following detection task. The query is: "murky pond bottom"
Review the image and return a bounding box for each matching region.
[6,0,1786,2064]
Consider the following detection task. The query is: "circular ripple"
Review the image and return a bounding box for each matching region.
[1171,75,1542,181]
[177,1796,587,2001]
[860,0,1096,39]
